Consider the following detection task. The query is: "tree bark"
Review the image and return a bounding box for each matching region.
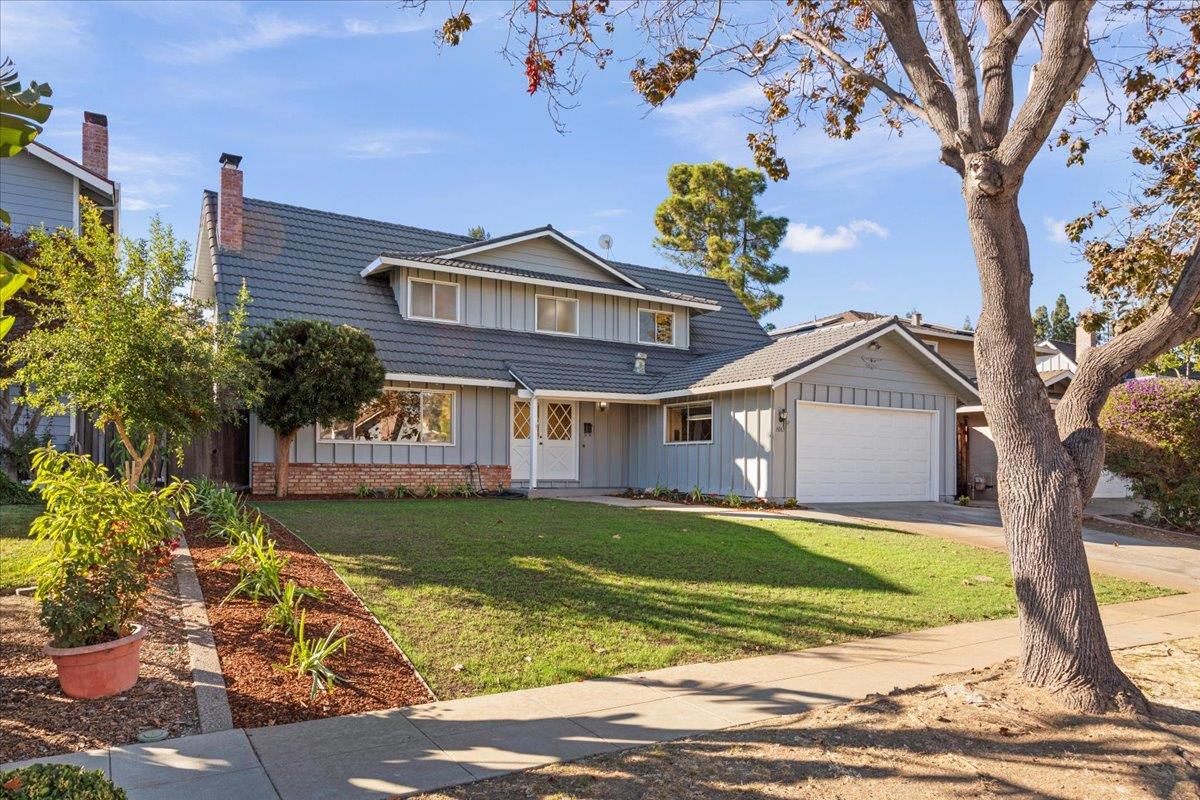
[965,176,1147,715]
[275,430,295,498]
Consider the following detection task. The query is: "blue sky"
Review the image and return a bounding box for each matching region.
[1,0,1140,330]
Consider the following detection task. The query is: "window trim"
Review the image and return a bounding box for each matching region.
[921,339,939,353]
[534,294,580,337]
[317,387,457,447]
[407,276,461,324]
[638,308,676,347]
[663,399,714,445]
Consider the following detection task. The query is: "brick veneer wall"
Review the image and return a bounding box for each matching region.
[251,461,511,495]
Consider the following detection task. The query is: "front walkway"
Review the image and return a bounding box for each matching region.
[5,591,1199,800]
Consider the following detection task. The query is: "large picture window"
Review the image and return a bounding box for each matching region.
[664,400,713,444]
[320,389,455,445]
[409,278,459,323]
[639,309,675,346]
[535,296,579,335]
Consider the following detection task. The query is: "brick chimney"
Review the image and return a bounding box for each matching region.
[1075,322,1097,362]
[218,153,244,250]
[82,112,108,178]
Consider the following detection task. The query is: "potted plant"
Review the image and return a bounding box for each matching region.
[29,446,191,699]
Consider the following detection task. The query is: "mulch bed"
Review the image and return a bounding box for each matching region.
[0,572,199,763]
[184,513,433,729]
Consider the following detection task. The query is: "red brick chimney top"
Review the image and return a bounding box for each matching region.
[82,111,109,178]
[218,153,244,251]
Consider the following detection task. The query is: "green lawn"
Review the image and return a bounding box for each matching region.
[260,499,1170,700]
[0,504,46,593]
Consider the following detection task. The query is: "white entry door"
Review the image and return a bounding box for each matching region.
[511,399,578,481]
[795,401,939,502]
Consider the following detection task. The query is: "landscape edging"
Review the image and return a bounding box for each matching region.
[174,532,235,733]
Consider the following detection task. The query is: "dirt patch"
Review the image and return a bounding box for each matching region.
[185,513,433,729]
[0,571,199,763]
[421,638,1200,800]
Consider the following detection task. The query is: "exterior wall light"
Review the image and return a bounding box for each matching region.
[598,401,609,411]
[778,408,789,424]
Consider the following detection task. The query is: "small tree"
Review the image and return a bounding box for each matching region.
[243,319,385,497]
[654,162,789,318]
[466,225,490,240]
[1100,378,1200,532]
[6,201,255,489]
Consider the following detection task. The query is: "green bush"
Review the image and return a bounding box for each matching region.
[29,447,191,648]
[0,763,126,799]
[0,472,37,505]
[1101,378,1200,532]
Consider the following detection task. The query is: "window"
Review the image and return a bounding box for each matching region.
[409,278,459,323]
[535,296,579,335]
[922,339,939,353]
[664,401,713,444]
[320,389,455,445]
[638,309,675,346]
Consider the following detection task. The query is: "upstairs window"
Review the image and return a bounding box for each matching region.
[409,278,459,323]
[321,389,455,445]
[639,309,675,346]
[536,296,579,335]
[665,400,713,444]
[921,339,939,353]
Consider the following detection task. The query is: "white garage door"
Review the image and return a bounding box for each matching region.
[795,401,938,503]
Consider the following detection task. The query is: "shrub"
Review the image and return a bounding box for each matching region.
[29,447,191,648]
[0,763,126,799]
[423,485,439,498]
[391,484,409,499]
[687,486,704,503]
[0,472,36,505]
[353,483,377,499]
[219,515,287,603]
[1101,378,1200,532]
[724,492,743,508]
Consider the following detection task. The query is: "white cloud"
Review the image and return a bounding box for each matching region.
[0,1,87,54]
[784,219,889,254]
[591,208,628,219]
[123,198,169,212]
[654,84,761,123]
[343,129,454,160]
[153,12,429,64]
[849,279,877,293]
[1043,216,1070,244]
[110,144,196,213]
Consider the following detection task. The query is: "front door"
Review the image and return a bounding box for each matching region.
[510,399,578,481]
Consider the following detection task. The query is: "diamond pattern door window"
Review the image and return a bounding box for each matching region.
[546,403,573,441]
[513,401,531,439]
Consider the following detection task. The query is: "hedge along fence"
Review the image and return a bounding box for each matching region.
[192,479,349,698]
[1100,377,1200,532]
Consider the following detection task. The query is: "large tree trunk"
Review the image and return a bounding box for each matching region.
[965,173,1146,714]
[275,431,295,498]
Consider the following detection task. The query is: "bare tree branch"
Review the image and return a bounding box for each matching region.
[998,0,1096,174]
[931,0,983,147]
[978,0,1042,148]
[762,29,929,124]
[868,0,965,170]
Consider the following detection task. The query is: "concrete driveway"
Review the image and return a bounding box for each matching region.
[806,501,1200,592]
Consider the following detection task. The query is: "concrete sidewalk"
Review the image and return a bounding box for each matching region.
[565,496,1200,593]
[6,592,1199,800]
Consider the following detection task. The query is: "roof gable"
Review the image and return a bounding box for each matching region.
[414,227,644,288]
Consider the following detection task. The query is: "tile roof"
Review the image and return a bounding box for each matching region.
[1048,339,1077,362]
[208,195,975,398]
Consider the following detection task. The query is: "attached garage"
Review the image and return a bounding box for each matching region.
[794,401,939,502]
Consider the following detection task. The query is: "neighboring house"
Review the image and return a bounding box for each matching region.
[776,311,1131,500]
[0,112,119,457]
[193,154,980,501]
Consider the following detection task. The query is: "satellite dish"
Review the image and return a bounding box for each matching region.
[598,234,613,255]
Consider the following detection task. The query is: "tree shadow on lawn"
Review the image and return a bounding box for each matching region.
[258,501,1029,695]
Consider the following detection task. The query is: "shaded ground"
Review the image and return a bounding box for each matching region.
[186,513,433,728]
[0,504,47,593]
[0,571,199,763]
[423,637,1200,800]
[261,499,1167,700]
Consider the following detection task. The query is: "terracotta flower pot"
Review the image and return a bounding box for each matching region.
[44,625,146,699]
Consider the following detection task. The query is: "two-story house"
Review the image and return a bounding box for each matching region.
[193,154,981,502]
[0,112,120,457]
